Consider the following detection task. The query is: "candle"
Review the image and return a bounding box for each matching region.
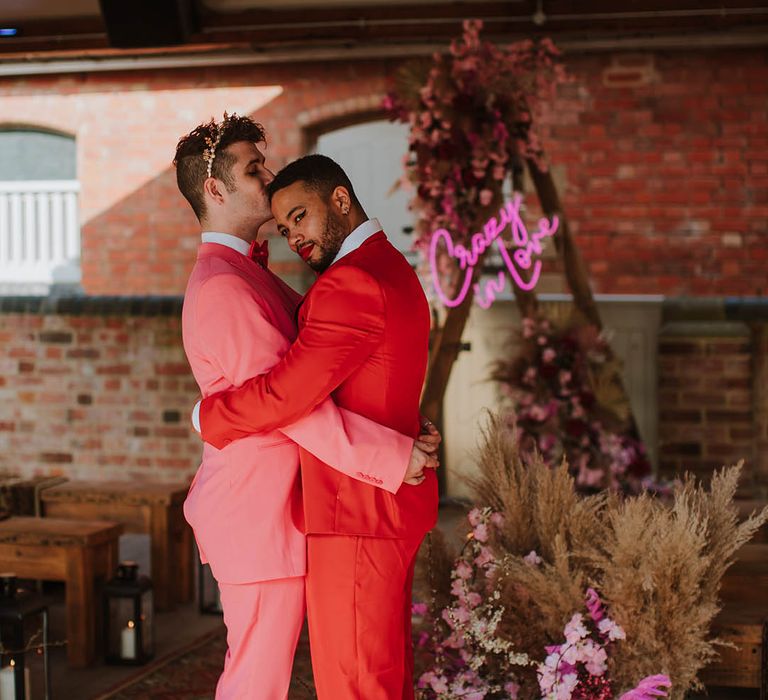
[0,664,14,700]
[0,660,30,700]
[121,621,137,659]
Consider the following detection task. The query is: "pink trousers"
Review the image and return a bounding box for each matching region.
[216,576,305,700]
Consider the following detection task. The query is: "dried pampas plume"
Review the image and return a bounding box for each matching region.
[457,412,768,698]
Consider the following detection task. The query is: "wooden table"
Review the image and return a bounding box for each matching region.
[41,480,193,611]
[0,516,123,667]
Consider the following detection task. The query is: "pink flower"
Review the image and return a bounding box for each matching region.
[585,588,605,622]
[479,188,493,206]
[473,523,489,542]
[577,461,604,488]
[475,546,494,567]
[455,560,473,580]
[423,672,449,693]
[598,617,626,641]
[490,512,504,527]
[564,613,589,644]
[522,317,536,338]
[538,434,556,452]
[582,642,608,676]
[504,681,520,698]
[466,591,482,608]
[524,550,542,566]
[619,675,672,700]
[468,508,483,526]
[542,348,557,363]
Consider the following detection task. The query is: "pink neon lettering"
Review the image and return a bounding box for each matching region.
[428,228,474,308]
[428,194,558,310]
[474,271,506,309]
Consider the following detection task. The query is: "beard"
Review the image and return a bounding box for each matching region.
[307,209,348,273]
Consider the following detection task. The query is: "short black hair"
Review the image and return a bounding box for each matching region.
[267,154,361,208]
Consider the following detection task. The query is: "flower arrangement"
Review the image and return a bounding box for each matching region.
[384,20,565,250]
[416,508,530,698]
[416,507,671,700]
[492,314,651,493]
[414,415,768,699]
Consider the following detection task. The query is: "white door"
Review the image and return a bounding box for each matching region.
[315,120,415,260]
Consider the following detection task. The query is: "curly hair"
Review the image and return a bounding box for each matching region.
[173,114,266,221]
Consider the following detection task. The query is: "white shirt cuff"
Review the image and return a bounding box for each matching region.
[191,400,202,433]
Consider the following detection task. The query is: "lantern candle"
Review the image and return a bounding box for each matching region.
[121,620,137,660]
[0,660,30,700]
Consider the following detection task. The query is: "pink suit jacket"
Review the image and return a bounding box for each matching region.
[181,242,413,585]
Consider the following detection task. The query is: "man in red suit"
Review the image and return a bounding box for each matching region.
[199,154,439,699]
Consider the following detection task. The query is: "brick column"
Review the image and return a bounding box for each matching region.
[658,322,755,484]
[753,323,768,494]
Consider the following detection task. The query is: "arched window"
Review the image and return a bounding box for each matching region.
[315,119,416,262]
[0,127,80,294]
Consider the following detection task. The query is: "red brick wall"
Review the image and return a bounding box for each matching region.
[657,324,760,486]
[0,47,765,297]
[543,50,768,297]
[0,300,200,482]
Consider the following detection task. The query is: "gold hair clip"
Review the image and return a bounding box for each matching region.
[202,111,235,178]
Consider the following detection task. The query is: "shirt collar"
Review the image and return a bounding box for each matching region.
[201,231,251,256]
[331,218,382,266]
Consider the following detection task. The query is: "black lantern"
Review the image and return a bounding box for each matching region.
[104,562,154,665]
[0,574,50,700]
[198,562,222,615]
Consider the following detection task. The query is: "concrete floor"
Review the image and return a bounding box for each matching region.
[44,587,223,700]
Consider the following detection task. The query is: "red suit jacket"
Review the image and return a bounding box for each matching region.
[200,230,438,538]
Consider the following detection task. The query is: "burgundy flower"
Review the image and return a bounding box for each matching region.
[566,419,588,438]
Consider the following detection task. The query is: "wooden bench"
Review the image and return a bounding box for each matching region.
[701,606,767,695]
[0,516,123,667]
[702,543,768,696]
[41,480,193,611]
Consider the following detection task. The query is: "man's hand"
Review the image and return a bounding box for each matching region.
[403,443,439,486]
[415,417,441,455]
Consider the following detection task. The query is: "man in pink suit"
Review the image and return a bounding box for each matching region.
[174,114,437,699]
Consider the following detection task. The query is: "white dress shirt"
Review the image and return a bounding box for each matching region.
[201,231,252,255]
[331,218,382,266]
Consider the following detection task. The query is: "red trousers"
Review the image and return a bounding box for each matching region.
[306,534,424,700]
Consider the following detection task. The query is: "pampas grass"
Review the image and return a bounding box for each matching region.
[443,412,768,698]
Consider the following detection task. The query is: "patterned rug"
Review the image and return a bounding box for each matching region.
[93,626,316,699]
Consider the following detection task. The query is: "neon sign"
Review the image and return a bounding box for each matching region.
[428,194,558,310]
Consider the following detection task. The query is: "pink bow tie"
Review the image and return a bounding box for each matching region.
[248,239,269,268]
